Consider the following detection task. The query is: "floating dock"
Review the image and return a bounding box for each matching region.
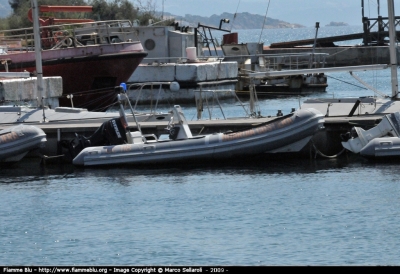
[264,45,398,68]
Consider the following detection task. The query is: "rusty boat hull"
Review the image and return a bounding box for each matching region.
[2,42,147,110]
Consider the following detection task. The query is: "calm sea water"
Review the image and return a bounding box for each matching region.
[234,25,364,46]
[1,26,400,266]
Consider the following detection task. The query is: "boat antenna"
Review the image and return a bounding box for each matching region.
[230,0,241,31]
[258,0,271,44]
[31,0,45,108]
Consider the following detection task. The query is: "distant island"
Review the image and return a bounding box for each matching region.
[164,12,305,30]
[325,21,349,27]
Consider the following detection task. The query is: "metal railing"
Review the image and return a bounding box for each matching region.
[0,19,139,51]
[224,52,328,72]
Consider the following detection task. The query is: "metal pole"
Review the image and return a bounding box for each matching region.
[312,22,320,53]
[387,0,398,98]
[361,0,364,18]
[30,0,45,107]
[119,86,142,134]
[162,0,164,19]
[378,0,380,16]
[310,22,320,68]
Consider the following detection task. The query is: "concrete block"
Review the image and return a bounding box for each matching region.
[128,61,238,84]
[175,63,206,81]
[0,77,62,102]
[128,63,176,82]
[216,61,238,79]
[175,61,238,82]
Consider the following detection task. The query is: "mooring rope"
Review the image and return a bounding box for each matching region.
[311,140,347,159]
[326,75,368,90]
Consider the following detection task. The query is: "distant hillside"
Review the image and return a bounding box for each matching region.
[167,12,305,30]
[0,1,304,30]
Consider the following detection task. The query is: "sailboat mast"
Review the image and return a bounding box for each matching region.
[30,0,45,106]
[387,0,398,98]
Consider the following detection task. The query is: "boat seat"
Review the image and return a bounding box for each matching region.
[126,131,144,144]
[126,132,158,144]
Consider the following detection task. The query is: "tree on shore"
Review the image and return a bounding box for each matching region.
[1,0,173,30]
[90,0,139,21]
[5,0,90,29]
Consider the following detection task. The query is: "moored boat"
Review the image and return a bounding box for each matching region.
[0,124,46,163]
[298,0,400,157]
[0,104,170,126]
[341,112,400,158]
[0,78,174,159]
[222,41,329,97]
[0,5,147,111]
[70,95,325,166]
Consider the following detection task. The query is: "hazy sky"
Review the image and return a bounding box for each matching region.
[0,0,399,27]
[160,0,400,27]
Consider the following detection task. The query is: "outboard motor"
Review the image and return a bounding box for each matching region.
[68,117,128,158]
[341,112,400,154]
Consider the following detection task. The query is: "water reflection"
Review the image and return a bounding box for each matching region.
[0,153,377,179]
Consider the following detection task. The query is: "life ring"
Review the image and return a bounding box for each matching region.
[62,37,73,47]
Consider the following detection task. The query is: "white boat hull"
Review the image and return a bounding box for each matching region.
[341,112,400,158]
[0,105,171,126]
[359,137,400,158]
